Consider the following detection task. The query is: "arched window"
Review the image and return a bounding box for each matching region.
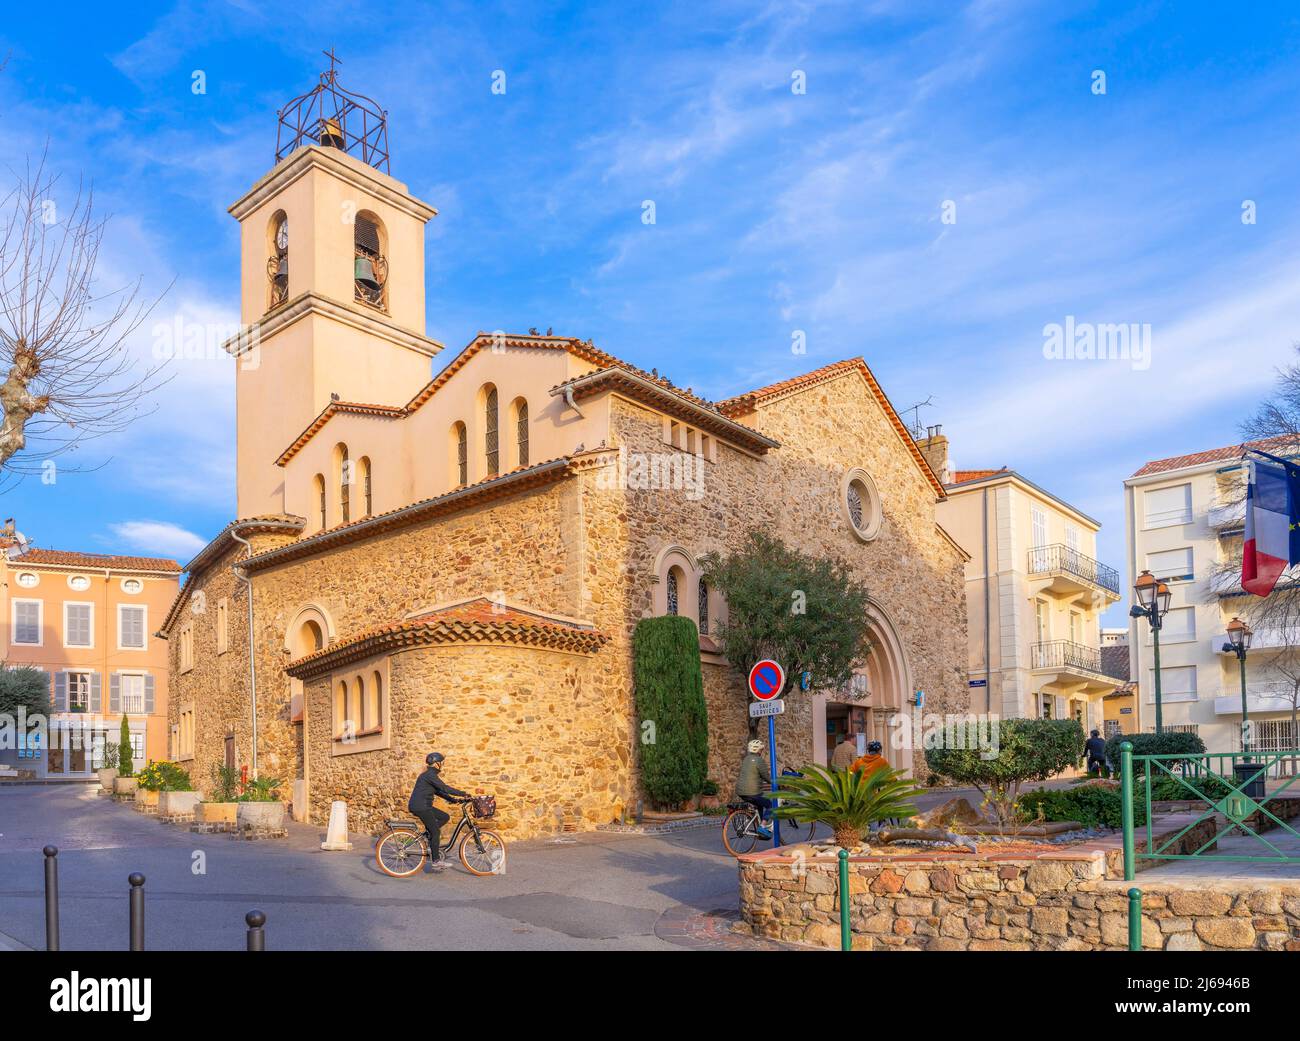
[353,212,387,309]
[335,681,348,738]
[666,566,682,616]
[313,474,327,531]
[336,444,351,524]
[506,395,527,467]
[450,422,468,488]
[698,579,709,635]
[267,211,288,310]
[368,670,383,730]
[351,677,364,733]
[484,386,499,477]
[359,456,373,517]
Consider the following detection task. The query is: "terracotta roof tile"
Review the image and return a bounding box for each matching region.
[285,597,607,678]
[949,468,1011,484]
[718,358,946,497]
[1131,435,1299,478]
[10,548,182,573]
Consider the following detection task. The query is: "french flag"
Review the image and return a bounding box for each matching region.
[1243,455,1300,596]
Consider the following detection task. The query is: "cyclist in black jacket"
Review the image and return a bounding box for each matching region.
[408,752,469,871]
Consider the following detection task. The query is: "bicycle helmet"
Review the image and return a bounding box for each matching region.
[867,741,883,754]
[746,739,763,754]
[426,752,445,766]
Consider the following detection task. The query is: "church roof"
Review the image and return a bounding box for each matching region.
[284,596,607,678]
[718,358,946,497]
[273,331,777,465]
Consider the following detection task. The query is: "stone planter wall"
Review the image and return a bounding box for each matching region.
[732,814,1293,951]
[158,791,201,822]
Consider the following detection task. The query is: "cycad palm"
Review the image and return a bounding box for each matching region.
[770,763,921,848]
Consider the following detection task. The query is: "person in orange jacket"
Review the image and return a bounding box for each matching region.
[850,740,888,780]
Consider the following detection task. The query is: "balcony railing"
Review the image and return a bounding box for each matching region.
[1030,639,1123,679]
[1027,543,1121,595]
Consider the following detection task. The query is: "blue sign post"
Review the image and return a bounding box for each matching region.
[748,660,785,847]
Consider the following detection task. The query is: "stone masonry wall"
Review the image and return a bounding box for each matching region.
[739,838,1300,951]
[608,368,969,797]
[303,641,627,839]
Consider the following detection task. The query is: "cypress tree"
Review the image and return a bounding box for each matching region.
[119,715,134,778]
[633,616,709,809]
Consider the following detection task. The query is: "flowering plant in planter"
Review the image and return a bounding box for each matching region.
[137,760,193,792]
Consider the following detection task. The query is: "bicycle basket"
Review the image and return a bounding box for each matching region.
[471,795,496,819]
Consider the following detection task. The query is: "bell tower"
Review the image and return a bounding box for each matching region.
[225,56,442,518]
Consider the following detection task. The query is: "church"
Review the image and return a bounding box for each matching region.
[160,68,970,839]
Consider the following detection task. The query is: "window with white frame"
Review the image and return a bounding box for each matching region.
[64,602,93,648]
[1031,507,1048,549]
[1144,483,1192,528]
[1151,665,1197,703]
[119,673,146,714]
[1147,547,1194,583]
[12,599,42,645]
[1158,606,1196,641]
[67,671,91,713]
[119,605,147,650]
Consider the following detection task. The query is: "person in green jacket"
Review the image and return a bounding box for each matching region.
[736,737,773,839]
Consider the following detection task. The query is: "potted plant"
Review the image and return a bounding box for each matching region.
[236,776,286,831]
[151,762,199,819]
[97,741,120,792]
[196,763,241,826]
[135,760,190,811]
[697,779,721,812]
[769,764,924,849]
[112,718,138,797]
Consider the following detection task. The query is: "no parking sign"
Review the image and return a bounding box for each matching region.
[748,660,785,701]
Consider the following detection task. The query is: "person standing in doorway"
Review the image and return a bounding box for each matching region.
[831,730,858,770]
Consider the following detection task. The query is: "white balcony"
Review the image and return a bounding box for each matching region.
[1212,627,1300,654]
[1208,501,1244,531]
[1213,682,1297,716]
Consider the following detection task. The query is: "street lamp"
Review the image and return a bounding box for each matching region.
[1130,570,1172,734]
[1223,616,1254,755]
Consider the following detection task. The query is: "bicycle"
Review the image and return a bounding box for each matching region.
[721,799,821,856]
[374,797,507,877]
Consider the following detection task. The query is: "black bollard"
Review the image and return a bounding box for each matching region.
[128,873,145,951]
[43,846,59,951]
[245,909,266,951]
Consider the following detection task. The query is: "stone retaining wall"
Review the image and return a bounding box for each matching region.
[734,816,1300,950]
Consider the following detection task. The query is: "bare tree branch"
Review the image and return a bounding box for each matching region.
[0,149,171,485]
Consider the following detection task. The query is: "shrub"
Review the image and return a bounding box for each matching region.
[207,763,240,802]
[137,760,193,792]
[1019,784,1145,828]
[236,777,283,803]
[633,616,709,809]
[925,718,1083,825]
[118,716,134,778]
[770,764,924,848]
[0,664,51,717]
[1106,731,1206,775]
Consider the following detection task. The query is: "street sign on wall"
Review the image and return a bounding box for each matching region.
[749,699,786,718]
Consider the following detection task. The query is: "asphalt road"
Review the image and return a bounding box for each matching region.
[0,784,755,951]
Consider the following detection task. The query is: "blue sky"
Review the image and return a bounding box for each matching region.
[2,1,1299,626]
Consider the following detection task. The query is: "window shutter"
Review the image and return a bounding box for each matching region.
[89,672,102,713]
[109,673,120,713]
[144,674,155,714]
[54,672,67,712]
[16,602,39,644]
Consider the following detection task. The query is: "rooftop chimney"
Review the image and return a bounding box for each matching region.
[916,425,951,485]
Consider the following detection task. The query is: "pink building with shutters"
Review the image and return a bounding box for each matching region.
[0,522,181,780]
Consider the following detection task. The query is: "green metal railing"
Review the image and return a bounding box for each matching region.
[1119,741,1300,880]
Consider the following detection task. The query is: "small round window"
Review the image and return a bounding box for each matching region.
[842,469,882,542]
[16,571,38,588]
[122,578,143,594]
[68,575,90,591]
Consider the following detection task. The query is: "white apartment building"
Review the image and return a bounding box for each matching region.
[1124,436,1299,756]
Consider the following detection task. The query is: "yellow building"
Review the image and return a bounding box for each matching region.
[920,430,1124,729]
[0,521,180,779]
[161,68,972,839]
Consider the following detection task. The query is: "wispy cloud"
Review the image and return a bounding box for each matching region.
[108,520,206,558]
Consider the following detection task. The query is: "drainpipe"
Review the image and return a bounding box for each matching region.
[229,528,258,780]
[982,487,992,715]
